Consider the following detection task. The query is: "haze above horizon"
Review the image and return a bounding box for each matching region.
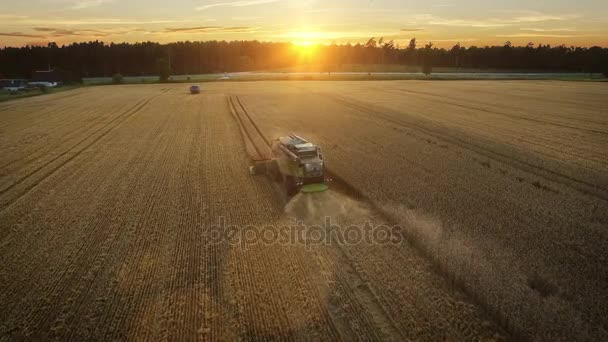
[1,0,607,48]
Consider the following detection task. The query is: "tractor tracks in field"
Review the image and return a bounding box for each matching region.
[0,106,174,338]
[229,94,411,341]
[1,101,124,174]
[0,94,158,213]
[324,92,608,202]
[228,96,270,161]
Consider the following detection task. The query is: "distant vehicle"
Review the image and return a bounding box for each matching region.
[190,85,201,94]
[28,81,59,88]
[32,70,62,87]
[0,79,28,93]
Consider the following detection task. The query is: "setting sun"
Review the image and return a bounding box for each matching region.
[292,41,318,59]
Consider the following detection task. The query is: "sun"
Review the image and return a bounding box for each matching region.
[290,33,321,58]
[293,40,315,47]
[293,41,318,58]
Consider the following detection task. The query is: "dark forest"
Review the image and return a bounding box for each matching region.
[1,38,607,80]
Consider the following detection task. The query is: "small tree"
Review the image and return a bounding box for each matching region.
[156,58,172,82]
[422,42,433,76]
[112,73,124,84]
[422,62,433,76]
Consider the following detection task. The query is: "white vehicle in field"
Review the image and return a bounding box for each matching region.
[28,81,59,88]
[0,79,28,92]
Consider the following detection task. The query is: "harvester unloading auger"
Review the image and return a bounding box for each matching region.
[250,134,329,195]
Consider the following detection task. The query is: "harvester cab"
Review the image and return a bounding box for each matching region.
[259,134,328,196]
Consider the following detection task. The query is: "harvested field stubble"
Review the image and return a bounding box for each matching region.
[0,84,506,340]
[2,80,606,340]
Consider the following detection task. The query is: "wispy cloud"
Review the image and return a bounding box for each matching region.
[0,32,44,39]
[0,27,128,40]
[497,33,592,38]
[520,28,576,32]
[196,0,279,11]
[70,0,114,10]
[232,16,261,21]
[400,28,424,32]
[416,12,580,28]
[165,26,256,33]
[32,27,120,36]
[16,18,186,26]
[0,14,29,20]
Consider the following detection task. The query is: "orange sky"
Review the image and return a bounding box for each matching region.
[1,0,607,48]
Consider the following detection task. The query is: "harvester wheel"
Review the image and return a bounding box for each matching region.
[284,176,298,196]
[268,160,281,182]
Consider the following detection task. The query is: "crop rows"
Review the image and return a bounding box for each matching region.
[230,80,608,341]
[4,80,604,341]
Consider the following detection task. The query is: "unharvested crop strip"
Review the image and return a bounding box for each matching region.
[383,87,608,136]
[325,93,608,202]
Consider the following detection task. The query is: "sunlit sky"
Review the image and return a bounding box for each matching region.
[1,0,607,48]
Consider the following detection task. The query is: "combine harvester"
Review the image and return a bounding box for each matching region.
[229,95,328,196]
[251,134,329,195]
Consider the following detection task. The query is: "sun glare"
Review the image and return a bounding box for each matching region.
[292,40,319,58]
[288,31,325,59]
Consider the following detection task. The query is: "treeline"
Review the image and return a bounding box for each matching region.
[1,38,607,80]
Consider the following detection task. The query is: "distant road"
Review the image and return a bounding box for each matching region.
[83,72,602,84]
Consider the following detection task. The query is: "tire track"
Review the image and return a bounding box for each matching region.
[231,94,406,341]
[0,95,158,212]
[0,92,137,173]
[66,113,172,341]
[105,98,185,341]
[0,97,147,195]
[0,98,173,339]
[229,95,347,340]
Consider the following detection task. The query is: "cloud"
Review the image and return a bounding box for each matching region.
[165,26,221,33]
[0,14,28,20]
[511,14,575,23]
[232,16,261,21]
[70,0,114,10]
[196,0,279,11]
[164,26,256,33]
[0,27,127,40]
[520,28,576,32]
[0,32,45,38]
[33,27,80,36]
[497,33,592,38]
[416,12,580,28]
[400,28,424,32]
